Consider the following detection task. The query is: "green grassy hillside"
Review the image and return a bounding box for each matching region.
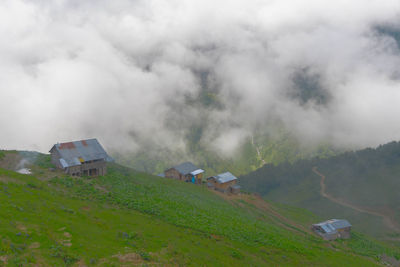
[240,141,400,240]
[0,150,398,266]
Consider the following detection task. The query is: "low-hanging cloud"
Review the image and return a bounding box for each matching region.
[1,0,400,155]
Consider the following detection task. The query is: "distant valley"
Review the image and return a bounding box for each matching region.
[240,140,400,242]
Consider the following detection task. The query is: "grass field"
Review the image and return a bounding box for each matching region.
[0,151,399,266]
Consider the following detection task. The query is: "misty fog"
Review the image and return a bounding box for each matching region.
[1,0,400,155]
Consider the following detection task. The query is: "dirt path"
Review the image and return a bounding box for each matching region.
[213,190,311,234]
[312,167,400,232]
[251,135,266,167]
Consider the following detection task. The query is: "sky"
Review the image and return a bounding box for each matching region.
[1,0,400,154]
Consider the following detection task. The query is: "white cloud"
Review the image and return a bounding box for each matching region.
[1,0,400,154]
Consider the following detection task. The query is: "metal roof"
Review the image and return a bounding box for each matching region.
[313,219,351,233]
[50,138,113,168]
[321,224,336,233]
[215,172,237,184]
[190,169,204,175]
[171,162,200,175]
[330,219,352,229]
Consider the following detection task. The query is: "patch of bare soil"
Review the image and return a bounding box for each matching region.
[29,242,40,249]
[16,222,27,232]
[64,232,72,238]
[381,254,400,267]
[74,259,88,267]
[312,167,400,233]
[0,256,7,265]
[81,206,91,211]
[112,253,146,265]
[63,242,72,247]
[60,232,73,247]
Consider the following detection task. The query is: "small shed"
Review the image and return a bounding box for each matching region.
[312,219,352,240]
[164,162,204,184]
[207,172,240,194]
[49,138,113,177]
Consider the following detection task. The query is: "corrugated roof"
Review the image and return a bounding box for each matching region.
[51,138,113,168]
[172,162,200,175]
[330,219,352,229]
[215,172,237,184]
[314,219,351,233]
[190,169,204,175]
[321,224,336,233]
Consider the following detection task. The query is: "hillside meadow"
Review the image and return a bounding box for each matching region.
[0,151,398,266]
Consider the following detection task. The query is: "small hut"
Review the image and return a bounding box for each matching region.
[311,219,352,240]
[207,172,240,194]
[164,162,204,184]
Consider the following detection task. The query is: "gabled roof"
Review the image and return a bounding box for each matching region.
[170,162,201,175]
[313,219,351,233]
[50,138,113,168]
[213,172,237,184]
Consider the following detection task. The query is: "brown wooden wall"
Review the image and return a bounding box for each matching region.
[64,160,107,176]
[165,168,182,180]
[338,227,351,239]
[165,168,203,184]
[208,178,237,191]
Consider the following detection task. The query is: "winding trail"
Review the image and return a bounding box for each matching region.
[312,167,400,232]
[213,190,311,234]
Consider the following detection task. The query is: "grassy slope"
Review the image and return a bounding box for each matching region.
[0,152,398,266]
[240,141,400,239]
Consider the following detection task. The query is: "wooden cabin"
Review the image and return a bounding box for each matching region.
[49,138,113,177]
[207,172,241,194]
[311,219,352,240]
[164,162,204,184]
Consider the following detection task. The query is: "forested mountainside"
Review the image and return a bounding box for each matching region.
[240,141,400,240]
[113,128,337,177]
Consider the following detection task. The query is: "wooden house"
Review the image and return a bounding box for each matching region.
[207,172,241,194]
[311,219,352,240]
[49,138,113,177]
[164,162,204,184]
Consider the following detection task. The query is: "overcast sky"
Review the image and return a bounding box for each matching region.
[1,0,400,154]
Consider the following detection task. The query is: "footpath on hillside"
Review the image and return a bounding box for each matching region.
[312,167,400,233]
[213,190,312,235]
